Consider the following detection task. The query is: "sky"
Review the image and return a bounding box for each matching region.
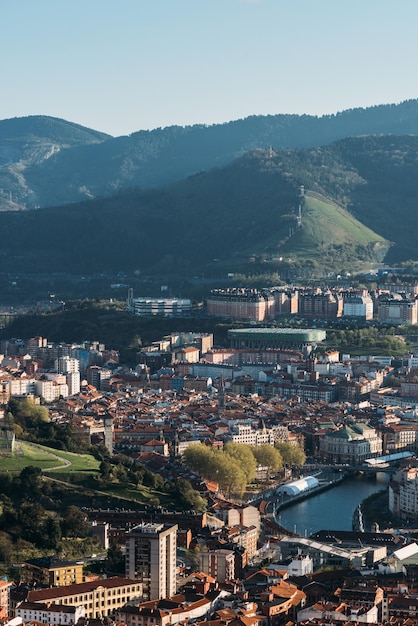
[2,0,418,137]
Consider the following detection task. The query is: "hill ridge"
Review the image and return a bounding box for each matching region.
[2,98,418,209]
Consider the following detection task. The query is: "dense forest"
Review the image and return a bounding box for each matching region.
[0,135,417,279]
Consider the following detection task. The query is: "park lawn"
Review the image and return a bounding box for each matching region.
[41,448,101,475]
[0,441,68,473]
[0,442,101,476]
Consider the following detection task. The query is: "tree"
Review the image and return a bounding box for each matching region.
[185,545,200,571]
[224,442,257,484]
[168,478,207,512]
[106,543,125,574]
[0,532,13,564]
[182,444,212,476]
[19,465,43,496]
[251,444,283,479]
[99,460,113,481]
[62,506,90,538]
[211,453,247,497]
[43,517,62,550]
[182,444,247,497]
[275,442,306,467]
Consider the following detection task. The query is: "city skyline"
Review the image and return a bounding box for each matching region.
[2,0,418,136]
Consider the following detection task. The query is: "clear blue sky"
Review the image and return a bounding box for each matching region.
[2,0,417,137]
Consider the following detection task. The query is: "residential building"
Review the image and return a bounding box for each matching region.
[199,548,235,582]
[15,601,85,625]
[10,577,142,619]
[56,356,81,396]
[298,289,343,319]
[0,580,12,618]
[34,378,68,402]
[389,467,418,523]
[22,556,84,587]
[125,523,177,601]
[228,423,275,446]
[343,292,374,320]
[378,295,418,325]
[207,288,276,322]
[378,423,418,454]
[116,588,227,626]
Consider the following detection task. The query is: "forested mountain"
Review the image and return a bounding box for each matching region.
[0,116,111,210]
[3,99,418,210]
[0,134,417,278]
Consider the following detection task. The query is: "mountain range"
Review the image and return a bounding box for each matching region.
[1,100,418,279]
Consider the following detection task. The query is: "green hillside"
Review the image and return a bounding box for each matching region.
[3,99,418,209]
[0,135,417,284]
[279,193,389,262]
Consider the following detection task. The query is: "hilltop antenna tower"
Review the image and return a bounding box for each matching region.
[296,185,305,228]
[296,203,302,228]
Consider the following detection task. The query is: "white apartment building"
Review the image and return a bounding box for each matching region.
[229,423,275,446]
[55,356,79,374]
[389,467,418,523]
[8,377,35,396]
[55,356,81,396]
[343,294,374,320]
[65,371,81,396]
[34,378,68,402]
[15,602,85,625]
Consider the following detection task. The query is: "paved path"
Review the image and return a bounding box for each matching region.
[22,441,72,471]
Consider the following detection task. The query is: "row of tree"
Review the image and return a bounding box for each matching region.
[182,441,305,497]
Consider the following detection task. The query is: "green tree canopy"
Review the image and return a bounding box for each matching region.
[275,442,306,467]
[182,444,247,497]
[224,442,257,484]
[251,444,283,478]
[62,506,90,539]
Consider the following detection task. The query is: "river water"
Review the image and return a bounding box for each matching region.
[276,473,390,536]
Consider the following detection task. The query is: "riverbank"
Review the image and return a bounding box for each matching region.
[360,488,397,531]
[274,473,390,535]
[274,472,346,514]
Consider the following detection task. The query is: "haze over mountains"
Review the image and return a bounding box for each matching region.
[1,100,418,277]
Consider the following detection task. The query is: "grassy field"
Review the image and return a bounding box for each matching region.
[0,441,100,475]
[281,194,389,261]
[42,448,101,475]
[0,441,180,510]
[0,441,68,472]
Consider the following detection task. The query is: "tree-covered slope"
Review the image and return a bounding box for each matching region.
[0,145,396,276]
[4,99,418,208]
[0,116,111,210]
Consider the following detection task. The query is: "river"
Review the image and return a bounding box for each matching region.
[276,472,390,536]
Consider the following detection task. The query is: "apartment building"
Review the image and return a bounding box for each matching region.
[207,288,276,322]
[22,556,84,587]
[378,295,418,324]
[389,467,418,523]
[11,577,142,619]
[199,549,235,582]
[125,523,177,601]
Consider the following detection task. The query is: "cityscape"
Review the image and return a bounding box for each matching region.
[4,2,418,626]
[2,272,418,626]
